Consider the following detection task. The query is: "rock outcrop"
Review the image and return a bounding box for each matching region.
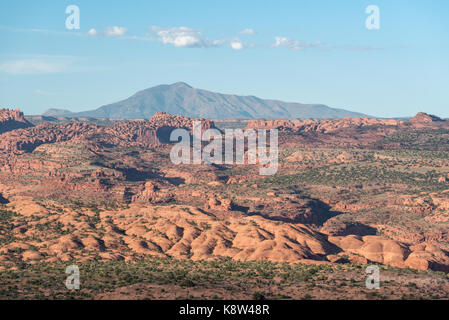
[0,111,215,155]
[328,235,449,272]
[409,112,445,124]
[0,108,33,134]
[246,117,401,133]
[246,113,449,133]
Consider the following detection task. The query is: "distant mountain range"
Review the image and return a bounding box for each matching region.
[43,82,371,119]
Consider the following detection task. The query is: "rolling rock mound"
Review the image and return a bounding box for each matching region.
[328,235,449,272]
[0,108,33,134]
[3,202,449,272]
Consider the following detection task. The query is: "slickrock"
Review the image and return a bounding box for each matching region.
[327,235,449,272]
[2,200,449,272]
[328,235,411,268]
[21,250,44,262]
[81,235,106,251]
[7,199,48,217]
[404,243,449,272]
[49,235,84,253]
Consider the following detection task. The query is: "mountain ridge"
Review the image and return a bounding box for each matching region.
[43,82,371,119]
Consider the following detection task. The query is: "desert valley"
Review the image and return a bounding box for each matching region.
[1,103,449,300]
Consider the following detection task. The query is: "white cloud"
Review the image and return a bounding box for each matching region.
[231,41,244,50]
[87,26,129,37]
[150,26,211,48]
[273,36,323,51]
[104,26,128,37]
[239,28,255,35]
[0,57,73,75]
[148,26,253,50]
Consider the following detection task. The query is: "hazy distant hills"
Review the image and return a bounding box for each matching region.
[43,82,371,119]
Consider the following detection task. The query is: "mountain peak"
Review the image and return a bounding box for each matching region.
[43,84,370,119]
[171,82,193,89]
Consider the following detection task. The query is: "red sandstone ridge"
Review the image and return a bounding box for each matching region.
[148,112,214,131]
[0,110,215,155]
[0,122,99,154]
[105,112,215,146]
[246,117,402,133]
[246,112,449,133]
[0,108,33,134]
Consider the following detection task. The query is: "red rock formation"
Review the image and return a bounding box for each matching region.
[246,117,401,133]
[132,181,158,203]
[246,113,449,150]
[204,195,233,211]
[0,122,98,154]
[0,111,216,155]
[246,113,448,133]
[409,112,444,124]
[0,108,33,134]
[408,112,448,129]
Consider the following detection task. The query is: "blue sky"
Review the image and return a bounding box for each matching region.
[0,0,448,118]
